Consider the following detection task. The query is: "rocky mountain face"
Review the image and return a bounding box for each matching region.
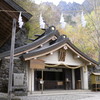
[57,0,99,15]
[57,1,82,16]
[42,0,97,16]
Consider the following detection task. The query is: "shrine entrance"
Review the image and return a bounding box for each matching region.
[75,68,81,89]
[34,67,73,91]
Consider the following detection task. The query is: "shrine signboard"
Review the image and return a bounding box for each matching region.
[14,73,24,86]
[30,59,45,69]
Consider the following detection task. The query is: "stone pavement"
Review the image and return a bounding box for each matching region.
[0,93,7,100]
[19,90,100,100]
[0,98,7,100]
[0,90,100,100]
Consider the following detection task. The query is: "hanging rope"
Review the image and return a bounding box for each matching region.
[0,9,100,13]
[46,64,82,69]
[0,10,27,13]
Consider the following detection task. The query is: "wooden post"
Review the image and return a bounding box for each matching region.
[31,69,32,94]
[72,69,75,89]
[41,69,44,94]
[8,18,16,100]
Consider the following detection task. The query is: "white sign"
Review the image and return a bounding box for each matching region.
[14,73,24,86]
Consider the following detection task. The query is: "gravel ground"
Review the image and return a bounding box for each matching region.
[0,90,100,100]
[19,90,100,100]
[0,98,7,100]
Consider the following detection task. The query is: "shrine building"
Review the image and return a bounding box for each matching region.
[0,26,99,93]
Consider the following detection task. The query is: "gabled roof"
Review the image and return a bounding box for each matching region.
[91,72,100,76]
[0,26,59,58]
[65,38,98,66]
[23,35,67,60]
[0,26,99,66]
[23,34,98,66]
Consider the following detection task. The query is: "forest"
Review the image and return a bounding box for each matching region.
[13,0,100,62]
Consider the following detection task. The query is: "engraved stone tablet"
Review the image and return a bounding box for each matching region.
[14,73,24,86]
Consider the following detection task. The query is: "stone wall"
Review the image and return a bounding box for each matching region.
[0,59,9,92]
[0,59,27,93]
[0,27,29,94]
[15,27,29,48]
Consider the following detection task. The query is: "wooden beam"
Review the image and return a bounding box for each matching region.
[0,1,27,22]
[0,12,19,31]
[0,24,12,32]
[0,2,18,19]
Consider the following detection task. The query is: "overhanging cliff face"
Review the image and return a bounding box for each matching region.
[15,27,29,48]
[0,0,32,49]
[0,27,29,93]
[0,26,29,88]
[0,27,29,53]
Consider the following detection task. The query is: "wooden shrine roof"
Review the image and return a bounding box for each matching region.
[23,35,98,66]
[92,72,100,76]
[0,26,59,58]
[0,0,32,47]
[0,26,99,66]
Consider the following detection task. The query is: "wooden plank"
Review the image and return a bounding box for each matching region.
[0,0,27,22]
[0,11,18,47]
[0,2,18,19]
[30,59,45,69]
[8,19,16,100]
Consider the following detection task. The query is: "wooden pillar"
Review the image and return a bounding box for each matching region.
[28,68,32,93]
[32,69,35,92]
[8,19,16,100]
[28,69,35,93]
[82,66,89,89]
[80,67,84,89]
[26,62,29,91]
[41,70,44,94]
[72,69,75,89]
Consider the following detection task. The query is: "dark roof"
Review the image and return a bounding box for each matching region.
[4,0,32,19]
[23,34,98,66]
[66,38,98,66]
[0,0,32,47]
[0,26,98,66]
[23,35,67,60]
[0,27,59,58]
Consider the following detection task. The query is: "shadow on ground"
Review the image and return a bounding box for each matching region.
[0,98,20,100]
